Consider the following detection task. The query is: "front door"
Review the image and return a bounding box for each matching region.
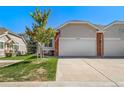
[97,33,104,57]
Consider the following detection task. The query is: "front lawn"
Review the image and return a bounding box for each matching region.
[0,55,33,60]
[0,55,58,82]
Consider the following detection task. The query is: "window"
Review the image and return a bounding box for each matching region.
[0,42,4,49]
[13,44,19,50]
[45,39,53,47]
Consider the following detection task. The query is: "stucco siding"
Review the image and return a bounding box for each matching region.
[59,23,97,38]
[104,24,124,39]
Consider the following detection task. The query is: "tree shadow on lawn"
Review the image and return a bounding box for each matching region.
[0,60,47,82]
[26,56,37,60]
[1,55,49,69]
[0,56,57,81]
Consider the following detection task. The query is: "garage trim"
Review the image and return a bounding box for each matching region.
[59,38,96,40]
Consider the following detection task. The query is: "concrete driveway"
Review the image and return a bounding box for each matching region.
[56,58,124,87]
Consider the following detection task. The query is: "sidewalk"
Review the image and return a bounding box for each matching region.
[0,82,120,87]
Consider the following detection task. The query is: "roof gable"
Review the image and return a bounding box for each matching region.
[0,28,27,45]
[56,20,101,31]
[104,20,124,30]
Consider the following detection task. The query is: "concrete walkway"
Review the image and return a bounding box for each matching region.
[56,58,124,87]
[0,60,22,67]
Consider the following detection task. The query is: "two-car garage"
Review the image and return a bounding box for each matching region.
[55,21,124,57]
[59,38,124,57]
[59,38,96,56]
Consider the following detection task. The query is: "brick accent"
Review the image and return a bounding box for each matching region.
[54,32,59,56]
[97,32,104,57]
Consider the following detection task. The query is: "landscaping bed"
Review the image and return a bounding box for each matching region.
[0,55,58,82]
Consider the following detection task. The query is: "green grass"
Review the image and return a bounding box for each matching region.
[0,55,58,82]
[0,55,33,60]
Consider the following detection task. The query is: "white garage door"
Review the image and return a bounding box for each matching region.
[59,38,96,56]
[104,39,124,56]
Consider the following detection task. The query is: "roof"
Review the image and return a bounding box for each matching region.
[103,20,124,30]
[0,27,27,45]
[93,24,105,30]
[55,20,124,32]
[0,28,8,35]
[55,20,101,31]
[0,27,21,37]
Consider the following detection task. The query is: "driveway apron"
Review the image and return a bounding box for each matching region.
[56,58,111,82]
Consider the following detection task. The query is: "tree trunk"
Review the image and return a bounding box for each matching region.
[39,43,44,58]
[36,43,39,58]
[36,42,45,58]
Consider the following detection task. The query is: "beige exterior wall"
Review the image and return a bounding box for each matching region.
[104,24,124,56]
[0,36,8,57]
[8,34,27,54]
[59,23,97,38]
[104,24,124,39]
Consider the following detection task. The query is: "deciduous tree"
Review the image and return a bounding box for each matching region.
[26,8,55,58]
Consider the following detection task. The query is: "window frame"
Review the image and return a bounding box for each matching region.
[44,38,54,48]
[0,41,4,49]
[13,43,19,50]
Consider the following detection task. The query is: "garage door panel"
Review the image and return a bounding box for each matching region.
[104,40,124,56]
[59,38,96,56]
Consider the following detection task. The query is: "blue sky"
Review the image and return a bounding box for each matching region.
[0,6,124,34]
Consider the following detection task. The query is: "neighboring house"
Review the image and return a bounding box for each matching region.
[44,20,124,57]
[0,28,27,57]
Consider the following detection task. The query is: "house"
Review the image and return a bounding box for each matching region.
[44,20,124,57]
[0,28,27,57]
